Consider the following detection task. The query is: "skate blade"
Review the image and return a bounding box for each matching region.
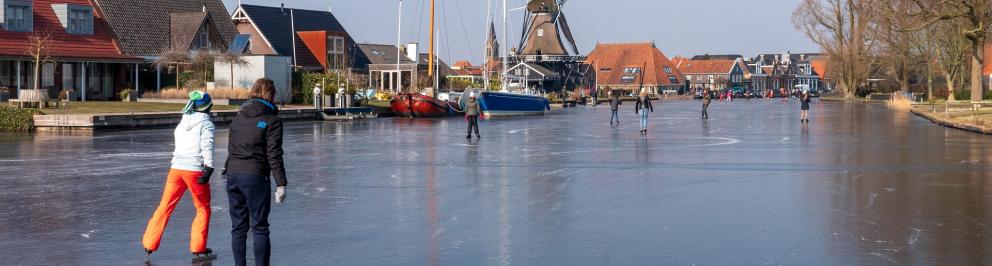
[192,253,217,263]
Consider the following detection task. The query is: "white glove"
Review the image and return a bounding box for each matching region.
[275,186,286,203]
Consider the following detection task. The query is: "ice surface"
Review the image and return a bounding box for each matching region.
[0,100,991,265]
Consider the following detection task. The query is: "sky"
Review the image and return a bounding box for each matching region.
[223,0,819,64]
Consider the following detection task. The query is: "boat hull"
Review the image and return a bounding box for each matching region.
[476,91,550,118]
[390,93,459,117]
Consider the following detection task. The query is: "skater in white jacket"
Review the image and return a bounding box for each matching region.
[142,91,217,263]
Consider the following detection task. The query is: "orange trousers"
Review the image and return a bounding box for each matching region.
[142,168,211,253]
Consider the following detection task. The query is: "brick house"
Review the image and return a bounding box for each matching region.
[585,42,685,96]
[674,58,746,94]
[0,0,144,101]
[91,0,237,95]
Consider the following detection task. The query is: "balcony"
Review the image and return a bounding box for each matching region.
[511,55,585,63]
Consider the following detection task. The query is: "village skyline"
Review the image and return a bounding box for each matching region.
[223,0,820,63]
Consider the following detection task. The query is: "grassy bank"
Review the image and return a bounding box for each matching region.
[912,104,992,134]
[0,106,37,131]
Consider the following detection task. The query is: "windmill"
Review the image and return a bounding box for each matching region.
[517,0,579,57]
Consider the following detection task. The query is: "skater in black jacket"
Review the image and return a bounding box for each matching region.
[223,78,287,266]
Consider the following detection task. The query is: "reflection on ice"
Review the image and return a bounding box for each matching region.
[0,101,991,265]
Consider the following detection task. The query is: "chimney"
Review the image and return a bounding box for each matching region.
[405,43,419,63]
[202,5,207,13]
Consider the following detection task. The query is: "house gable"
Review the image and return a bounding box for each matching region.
[236,4,363,70]
[0,0,136,60]
[91,0,237,56]
[232,6,275,55]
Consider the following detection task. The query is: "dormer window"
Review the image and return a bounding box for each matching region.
[2,0,33,32]
[52,3,92,35]
[191,24,211,50]
[67,8,91,34]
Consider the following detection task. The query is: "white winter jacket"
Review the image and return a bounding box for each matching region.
[171,112,215,171]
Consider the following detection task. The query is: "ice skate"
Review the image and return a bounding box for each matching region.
[192,248,217,263]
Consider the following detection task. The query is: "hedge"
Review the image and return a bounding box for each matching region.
[0,106,36,132]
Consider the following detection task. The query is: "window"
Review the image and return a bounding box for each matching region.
[190,25,211,50]
[599,68,611,72]
[4,4,31,32]
[537,28,544,37]
[41,63,54,88]
[623,67,641,74]
[327,36,346,69]
[67,9,93,35]
[663,66,672,74]
[668,75,679,84]
[620,75,636,83]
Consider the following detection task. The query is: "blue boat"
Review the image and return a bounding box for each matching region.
[473,91,550,118]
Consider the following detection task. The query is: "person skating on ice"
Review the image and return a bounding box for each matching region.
[223,78,288,266]
[635,89,654,134]
[701,89,711,119]
[465,92,481,139]
[609,90,621,126]
[801,90,812,123]
[142,91,216,262]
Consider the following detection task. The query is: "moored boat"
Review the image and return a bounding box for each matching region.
[462,91,549,118]
[390,93,460,117]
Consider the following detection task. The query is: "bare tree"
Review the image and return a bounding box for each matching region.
[156,48,191,90]
[909,0,992,101]
[873,0,920,94]
[794,0,880,99]
[189,49,217,89]
[918,18,971,100]
[26,32,55,92]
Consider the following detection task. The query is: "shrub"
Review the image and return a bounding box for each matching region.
[297,71,355,104]
[0,106,37,132]
[141,87,251,100]
[118,89,132,100]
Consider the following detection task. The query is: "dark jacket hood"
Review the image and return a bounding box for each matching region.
[240,99,279,118]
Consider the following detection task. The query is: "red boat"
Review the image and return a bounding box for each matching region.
[390,93,461,117]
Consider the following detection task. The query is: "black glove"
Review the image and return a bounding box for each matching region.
[198,166,214,184]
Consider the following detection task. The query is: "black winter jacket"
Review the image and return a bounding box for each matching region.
[225,99,287,187]
[635,96,654,113]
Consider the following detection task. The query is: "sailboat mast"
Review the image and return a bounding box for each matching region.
[501,0,507,92]
[396,0,403,92]
[428,0,436,82]
[483,0,491,91]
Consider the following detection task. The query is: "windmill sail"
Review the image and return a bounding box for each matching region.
[558,13,579,55]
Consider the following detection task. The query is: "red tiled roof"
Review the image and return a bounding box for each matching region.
[676,59,736,74]
[670,56,688,68]
[811,59,829,79]
[984,43,992,76]
[585,42,684,87]
[0,0,139,61]
[453,60,473,69]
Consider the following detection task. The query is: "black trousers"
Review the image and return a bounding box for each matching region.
[467,115,480,136]
[226,172,272,266]
[702,103,709,117]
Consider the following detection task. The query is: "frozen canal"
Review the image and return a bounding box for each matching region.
[1,100,991,265]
